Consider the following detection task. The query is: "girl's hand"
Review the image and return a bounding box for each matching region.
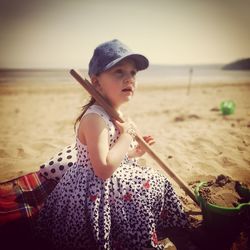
[134,135,155,157]
[114,119,137,139]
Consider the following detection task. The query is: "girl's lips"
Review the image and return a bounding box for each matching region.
[122,87,133,92]
[122,89,133,95]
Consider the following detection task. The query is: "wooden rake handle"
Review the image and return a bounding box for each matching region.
[70,69,198,205]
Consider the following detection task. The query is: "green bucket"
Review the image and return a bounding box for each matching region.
[220,100,236,115]
[194,182,250,231]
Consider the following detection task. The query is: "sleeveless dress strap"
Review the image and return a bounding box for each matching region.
[82,104,111,128]
[77,104,117,148]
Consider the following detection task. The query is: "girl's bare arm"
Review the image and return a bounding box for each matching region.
[79,113,133,180]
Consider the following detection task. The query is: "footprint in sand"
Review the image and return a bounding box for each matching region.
[16,148,29,158]
[242,139,249,147]
[174,116,185,122]
[174,114,200,122]
[187,114,200,119]
[220,156,235,167]
[237,146,245,152]
[210,107,220,112]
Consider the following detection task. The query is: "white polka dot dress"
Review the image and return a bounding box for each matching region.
[39,144,77,181]
[36,104,189,250]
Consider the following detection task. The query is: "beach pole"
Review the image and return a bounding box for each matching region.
[70,69,199,205]
[187,67,193,95]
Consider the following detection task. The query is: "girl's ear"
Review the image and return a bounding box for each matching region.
[91,75,103,93]
[90,75,99,87]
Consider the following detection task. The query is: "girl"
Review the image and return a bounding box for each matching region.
[36,39,190,250]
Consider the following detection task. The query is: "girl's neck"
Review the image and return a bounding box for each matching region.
[94,102,122,116]
[97,97,122,111]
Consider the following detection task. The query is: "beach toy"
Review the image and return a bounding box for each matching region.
[194,182,250,231]
[220,100,236,115]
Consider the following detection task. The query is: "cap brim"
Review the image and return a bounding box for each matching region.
[102,53,149,73]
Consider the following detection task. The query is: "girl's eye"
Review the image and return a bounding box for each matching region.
[114,69,123,77]
[131,70,137,77]
[113,69,137,78]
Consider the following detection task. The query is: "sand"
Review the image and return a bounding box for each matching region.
[1,81,250,198]
[198,174,249,207]
[1,79,250,249]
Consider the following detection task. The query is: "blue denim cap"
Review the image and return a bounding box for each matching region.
[88,39,149,77]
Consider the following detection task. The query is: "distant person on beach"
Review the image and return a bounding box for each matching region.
[36,39,190,250]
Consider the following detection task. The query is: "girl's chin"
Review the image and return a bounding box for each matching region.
[123,95,133,102]
[123,92,134,99]
[111,95,133,107]
[115,98,132,107]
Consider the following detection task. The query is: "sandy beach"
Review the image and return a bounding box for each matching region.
[1,80,250,192]
[0,80,250,195]
[1,78,250,248]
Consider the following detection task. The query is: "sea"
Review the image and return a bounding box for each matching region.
[0,64,250,86]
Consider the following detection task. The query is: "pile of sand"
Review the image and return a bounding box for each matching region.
[198,174,250,207]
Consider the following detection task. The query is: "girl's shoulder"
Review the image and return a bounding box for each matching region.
[77,106,109,147]
[83,104,112,124]
[78,104,112,132]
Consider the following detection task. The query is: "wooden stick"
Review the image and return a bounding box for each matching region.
[70,69,199,205]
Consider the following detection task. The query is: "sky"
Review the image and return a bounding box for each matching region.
[0,0,249,69]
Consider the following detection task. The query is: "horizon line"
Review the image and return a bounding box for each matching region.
[0,63,227,71]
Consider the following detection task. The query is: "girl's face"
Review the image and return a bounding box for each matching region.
[93,59,137,109]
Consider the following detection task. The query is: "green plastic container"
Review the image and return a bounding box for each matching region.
[194,182,250,231]
[220,100,236,115]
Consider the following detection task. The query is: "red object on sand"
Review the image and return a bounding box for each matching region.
[0,172,57,225]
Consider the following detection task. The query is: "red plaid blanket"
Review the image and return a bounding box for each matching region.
[0,172,57,250]
[0,171,57,225]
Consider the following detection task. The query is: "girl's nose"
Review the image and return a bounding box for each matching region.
[124,73,135,84]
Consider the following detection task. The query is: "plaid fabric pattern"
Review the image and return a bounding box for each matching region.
[0,171,57,225]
